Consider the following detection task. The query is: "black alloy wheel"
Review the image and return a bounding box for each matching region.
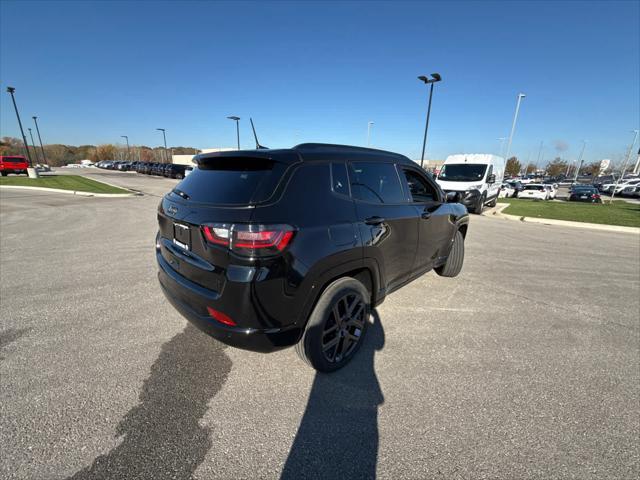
[321,292,366,364]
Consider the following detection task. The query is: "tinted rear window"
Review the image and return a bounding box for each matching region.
[2,157,25,163]
[171,157,286,205]
[524,185,544,191]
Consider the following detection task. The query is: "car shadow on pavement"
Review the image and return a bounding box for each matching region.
[0,327,31,361]
[280,310,385,480]
[67,323,232,480]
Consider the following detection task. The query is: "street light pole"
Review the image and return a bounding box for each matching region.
[497,137,507,157]
[418,73,442,168]
[227,116,240,150]
[535,140,544,173]
[610,129,639,204]
[156,128,167,162]
[6,87,34,168]
[573,140,587,183]
[32,116,47,165]
[504,93,526,163]
[367,121,374,147]
[121,136,130,160]
[28,128,40,164]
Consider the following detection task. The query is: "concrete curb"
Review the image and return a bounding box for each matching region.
[0,185,140,198]
[490,202,640,235]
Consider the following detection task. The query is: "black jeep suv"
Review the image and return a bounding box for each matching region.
[157,144,469,371]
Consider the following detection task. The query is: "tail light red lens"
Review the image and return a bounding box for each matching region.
[202,224,231,246]
[202,223,295,257]
[207,307,236,326]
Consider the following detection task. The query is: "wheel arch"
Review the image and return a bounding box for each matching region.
[294,259,381,341]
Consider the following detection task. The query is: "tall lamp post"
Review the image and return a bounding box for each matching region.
[32,116,47,165]
[121,135,130,160]
[156,128,168,163]
[573,140,587,182]
[497,137,507,157]
[6,87,35,172]
[367,121,374,147]
[227,116,241,150]
[28,128,40,164]
[504,92,526,163]
[610,129,639,204]
[418,73,442,168]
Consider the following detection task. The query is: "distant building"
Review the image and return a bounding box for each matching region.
[412,159,444,174]
[171,147,236,165]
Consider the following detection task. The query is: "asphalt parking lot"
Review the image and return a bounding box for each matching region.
[1,170,639,479]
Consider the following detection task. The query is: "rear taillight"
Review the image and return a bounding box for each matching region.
[206,307,236,326]
[202,224,231,246]
[201,223,295,257]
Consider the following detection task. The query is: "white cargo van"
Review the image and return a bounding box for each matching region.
[435,154,505,214]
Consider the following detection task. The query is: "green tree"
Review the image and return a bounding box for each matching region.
[581,162,600,176]
[93,144,117,162]
[505,156,521,176]
[545,157,568,177]
[0,137,26,156]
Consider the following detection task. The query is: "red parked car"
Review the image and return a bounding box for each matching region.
[0,155,29,176]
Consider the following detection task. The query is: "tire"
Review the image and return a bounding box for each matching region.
[1,171,7,177]
[487,194,497,207]
[471,193,486,214]
[435,230,465,278]
[176,174,184,180]
[295,277,370,372]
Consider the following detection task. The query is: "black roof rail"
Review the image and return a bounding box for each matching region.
[293,143,406,159]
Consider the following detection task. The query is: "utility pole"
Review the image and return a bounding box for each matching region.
[572,140,587,182]
[504,93,526,163]
[28,128,40,164]
[418,73,442,168]
[32,116,47,165]
[367,121,374,147]
[497,137,507,157]
[609,130,639,203]
[535,141,544,173]
[6,87,35,170]
[121,136,130,160]
[156,128,168,162]
[227,116,241,150]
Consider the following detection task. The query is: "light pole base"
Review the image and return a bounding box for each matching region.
[27,167,40,179]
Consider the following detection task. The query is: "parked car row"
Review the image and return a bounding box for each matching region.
[597,176,640,196]
[96,160,193,179]
[499,181,558,200]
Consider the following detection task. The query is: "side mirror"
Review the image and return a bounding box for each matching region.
[445,191,458,203]
[487,174,496,184]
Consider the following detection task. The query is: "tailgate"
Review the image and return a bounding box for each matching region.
[158,195,254,292]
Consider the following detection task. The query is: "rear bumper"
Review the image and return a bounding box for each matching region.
[157,251,300,353]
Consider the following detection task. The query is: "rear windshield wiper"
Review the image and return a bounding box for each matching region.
[172,188,190,200]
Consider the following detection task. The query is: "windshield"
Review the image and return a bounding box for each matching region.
[438,164,487,182]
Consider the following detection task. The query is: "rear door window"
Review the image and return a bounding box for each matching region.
[171,157,287,205]
[349,162,405,204]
